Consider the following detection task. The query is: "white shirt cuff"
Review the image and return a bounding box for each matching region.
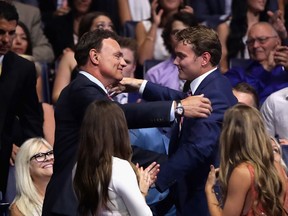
[139,80,148,94]
[140,80,175,121]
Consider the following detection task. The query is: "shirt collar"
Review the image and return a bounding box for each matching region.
[190,67,217,94]
[79,71,108,94]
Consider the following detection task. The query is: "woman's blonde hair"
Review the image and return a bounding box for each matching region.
[11,138,52,216]
[219,104,284,215]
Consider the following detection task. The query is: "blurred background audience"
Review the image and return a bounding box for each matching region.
[1,0,288,215]
[225,22,288,104]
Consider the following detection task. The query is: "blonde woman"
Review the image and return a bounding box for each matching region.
[10,138,54,216]
[205,104,288,216]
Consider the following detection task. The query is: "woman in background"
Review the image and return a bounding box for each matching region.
[217,0,286,73]
[11,21,43,102]
[205,104,288,216]
[135,0,193,65]
[11,22,55,145]
[10,138,54,216]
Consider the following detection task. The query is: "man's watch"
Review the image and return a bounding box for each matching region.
[175,100,184,117]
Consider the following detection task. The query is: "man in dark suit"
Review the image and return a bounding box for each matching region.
[0,0,43,198]
[42,29,212,216]
[120,25,238,215]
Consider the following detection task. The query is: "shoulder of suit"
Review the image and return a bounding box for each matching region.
[4,52,35,71]
[12,52,35,65]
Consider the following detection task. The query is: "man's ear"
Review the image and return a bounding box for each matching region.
[201,52,211,66]
[90,49,99,64]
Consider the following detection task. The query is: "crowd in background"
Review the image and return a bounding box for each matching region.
[1,0,288,215]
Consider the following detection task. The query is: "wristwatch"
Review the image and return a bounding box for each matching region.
[175,100,184,117]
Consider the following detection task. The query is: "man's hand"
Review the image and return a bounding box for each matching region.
[268,10,287,39]
[110,77,144,94]
[10,144,19,166]
[181,94,212,118]
[274,45,288,70]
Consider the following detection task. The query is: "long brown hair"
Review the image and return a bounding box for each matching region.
[73,101,132,216]
[219,104,284,215]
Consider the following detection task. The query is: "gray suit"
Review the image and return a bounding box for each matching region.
[14,1,54,63]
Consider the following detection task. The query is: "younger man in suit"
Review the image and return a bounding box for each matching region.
[0,0,43,198]
[120,25,238,215]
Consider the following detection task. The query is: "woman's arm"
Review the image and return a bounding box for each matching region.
[52,51,77,104]
[222,166,251,216]
[217,22,230,74]
[136,0,163,65]
[114,160,152,216]
[117,0,132,26]
[205,165,251,216]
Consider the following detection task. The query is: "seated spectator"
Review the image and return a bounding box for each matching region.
[217,0,286,73]
[135,0,193,65]
[261,87,288,139]
[271,136,288,168]
[73,101,159,215]
[52,11,114,104]
[11,21,43,102]
[13,1,54,63]
[10,138,53,216]
[145,11,198,91]
[205,103,288,216]
[10,21,55,145]
[225,22,288,104]
[44,0,93,59]
[232,82,259,108]
[113,36,140,104]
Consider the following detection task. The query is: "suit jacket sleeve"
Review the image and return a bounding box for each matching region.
[142,81,186,101]
[17,59,44,140]
[68,77,173,129]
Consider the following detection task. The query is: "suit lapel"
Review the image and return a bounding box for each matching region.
[194,69,221,95]
[168,70,221,154]
[77,73,108,97]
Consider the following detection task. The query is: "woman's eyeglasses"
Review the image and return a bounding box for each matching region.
[30,150,54,162]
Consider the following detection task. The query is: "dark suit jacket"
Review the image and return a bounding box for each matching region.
[143,69,237,216]
[0,51,43,195]
[42,73,173,216]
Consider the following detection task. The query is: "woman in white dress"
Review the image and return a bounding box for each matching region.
[73,101,159,216]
